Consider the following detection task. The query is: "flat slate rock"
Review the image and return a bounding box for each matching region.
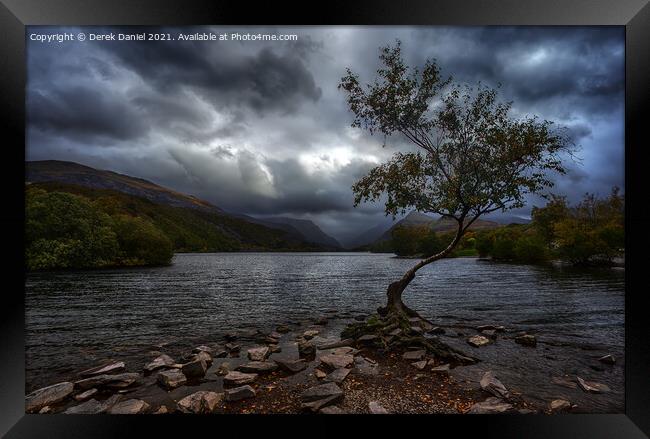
[157,370,187,390]
[192,345,212,354]
[467,397,514,414]
[74,388,98,402]
[224,371,258,385]
[325,368,351,383]
[368,401,388,414]
[75,373,140,391]
[467,335,491,347]
[144,354,176,373]
[319,353,354,369]
[577,376,611,393]
[236,361,278,373]
[431,364,451,374]
[79,361,126,378]
[108,399,150,414]
[64,395,121,414]
[550,399,571,411]
[177,391,223,413]
[26,382,74,413]
[514,334,537,347]
[301,382,343,404]
[317,339,355,350]
[480,371,510,399]
[411,360,428,370]
[275,358,307,373]
[303,330,320,340]
[402,350,426,361]
[225,385,256,401]
[552,376,578,389]
[181,359,208,378]
[247,346,270,362]
[357,334,378,343]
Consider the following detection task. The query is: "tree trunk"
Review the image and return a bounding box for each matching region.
[378,218,466,320]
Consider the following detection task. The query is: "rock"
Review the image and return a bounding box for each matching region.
[320,405,346,414]
[388,328,402,337]
[224,371,257,385]
[192,345,212,355]
[331,347,359,356]
[216,362,231,376]
[476,325,505,332]
[402,350,426,361]
[518,408,536,414]
[157,370,187,390]
[427,327,445,335]
[300,382,344,412]
[325,368,351,383]
[411,360,428,370]
[225,342,240,352]
[38,406,51,414]
[177,391,223,414]
[79,361,126,377]
[64,395,121,414]
[467,397,514,414]
[214,349,228,358]
[153,406,169,414]
[236,361,278,373]
[515,334,537,347]
[315,369,327,379]
[193,350,213,365]
[75,373,140,391]
[247,346,270,362]
[181,358,208,378]
[576,376,611,393]
[481,329,497,339]
[73,388,98,402]
[552,376,578,389]
[270,331,282,339]
[108,399,150,414]
[599,354,616,365]
[26,382,74,413]
[268,344,282,354]
[467,335,491,347]
[480,371,510,399]
[298,341,316,358]
[410,326,424,335]
[431,364,451,375]
[276,358,307,374]
[303,330,320,340]
[144,354,176,373]
[357,334,378,344]
[319,353,354,369]
[550,399,571,412]
[276,325,290,333]
[368,401,388,414]
[265,336,279,344]
[225,385,256,401]
[317,338,355,350]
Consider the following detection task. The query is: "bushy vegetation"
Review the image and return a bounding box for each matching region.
[26,182,325,271]
[380,188,624,266]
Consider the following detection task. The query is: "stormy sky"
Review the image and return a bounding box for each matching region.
[26,26,624,246]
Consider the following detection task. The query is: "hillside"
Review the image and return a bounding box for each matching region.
[27,181,331,255]
[377,211,500,242]
[253,216,341,249]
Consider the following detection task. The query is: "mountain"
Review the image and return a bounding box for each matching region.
[376,210,501,242]
[345,218,396,249]
[25,160,332,252]
[252,217,341,249]
[26,160,219,212]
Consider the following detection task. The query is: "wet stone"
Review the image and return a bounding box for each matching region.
[73,388,98,402]
[467,397,514,414]
[325,368,351,383]
[177,391,223,414]
[108,399,150,414]
[236,361,278,374]
[224,371,257,386]
[577,377,610,393]
[144,354,176,373]
[514,334,537,347]
[467,335,491,347]
[402,350,426,361]
[480,371,510,399]
[225,385,256,401]
[157,370,187,390]
[247,346,270,362]
[79,361,126,378]
[26,382,75,413]
[276,358,307,374]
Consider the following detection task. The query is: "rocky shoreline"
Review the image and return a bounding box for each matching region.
[25,312,618,415]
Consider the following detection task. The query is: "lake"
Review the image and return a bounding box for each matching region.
[25,252,625,412]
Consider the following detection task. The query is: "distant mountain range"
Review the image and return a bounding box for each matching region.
[26,160,340,251]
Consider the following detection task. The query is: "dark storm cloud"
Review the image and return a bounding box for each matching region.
[26,26,624,245]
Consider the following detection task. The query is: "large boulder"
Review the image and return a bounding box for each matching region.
[224,371,257,385]
[319,354,354,370]
[177,391,223,414]
[368,401,388,414]
[236,361,278,373]
[225,385,256,401]
[300,382,344,412]
[25,382,74,413]
[144,354,176,373]
[247,346,270,362]
[157,370,187,390]
[64,395,121,414]
[480,371,510,399]
[181,359,208,378]
[108,399,150,414]
[79,361,126,377]
[75,373,140,391]
[467,397,514,414]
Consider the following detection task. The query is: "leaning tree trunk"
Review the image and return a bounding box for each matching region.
[378,219,466,321]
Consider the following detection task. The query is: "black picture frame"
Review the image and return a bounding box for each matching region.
[1,0,648,437]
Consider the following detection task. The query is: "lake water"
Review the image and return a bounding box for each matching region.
[25,253,625,412]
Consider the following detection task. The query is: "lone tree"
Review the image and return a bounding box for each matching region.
[339,42,573,338]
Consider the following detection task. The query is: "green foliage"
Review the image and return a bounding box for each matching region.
[111,215,173,266]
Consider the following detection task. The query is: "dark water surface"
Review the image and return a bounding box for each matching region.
[25,253,624,412]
